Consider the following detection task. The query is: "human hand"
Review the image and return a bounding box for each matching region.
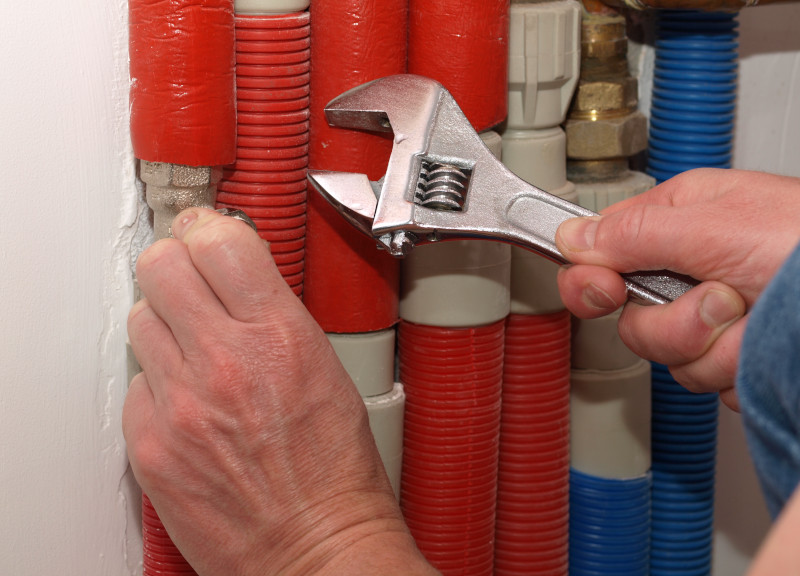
[555,169,800,410]
[123,208,435,575]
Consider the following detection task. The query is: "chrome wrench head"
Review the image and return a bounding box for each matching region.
[307,74,494,256]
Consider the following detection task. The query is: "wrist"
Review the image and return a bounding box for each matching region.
[251,487,437,576]
[306,526,440,576]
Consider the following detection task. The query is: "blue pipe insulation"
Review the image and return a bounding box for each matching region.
[646,11,738,575]
[569,469,651,576]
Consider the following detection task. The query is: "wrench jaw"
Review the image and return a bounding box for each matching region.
[306,170,380,239]
[307,169,427,256]
[319,75,452,256]
[323,74,444,137]
[312,74,514,257]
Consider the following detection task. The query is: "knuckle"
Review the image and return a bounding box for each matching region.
[670,366,704,393]
[166,390,209,436]
[611,203,649,250]
[128,433,169,487]
[189,216,247,260]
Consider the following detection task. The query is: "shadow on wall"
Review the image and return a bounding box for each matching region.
[738,4,800,58]
[714,407,772,569]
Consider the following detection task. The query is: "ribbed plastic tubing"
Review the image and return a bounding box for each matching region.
[569,469,651,576]
[398,320,504,576]
[142,494,198,575]
[647,11,738,182]
[216,11,311,298]
[650,363,719,576]
[646,11,737,575]
[495,312,570,576]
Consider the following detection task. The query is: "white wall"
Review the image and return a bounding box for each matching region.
[0,1,798,574]
[718,5,800,574]
[0,0,142,573]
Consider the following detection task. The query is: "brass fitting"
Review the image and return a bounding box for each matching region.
[565,112,648,159]
[140,161,222,240]
[570,75,639,120]
[565,11,647,161]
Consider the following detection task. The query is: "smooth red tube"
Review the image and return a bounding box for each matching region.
[408,0,509,132]
[304,0,406,333]
[129,0,237,166]
[495,312,571,576]
[399,320,504,576]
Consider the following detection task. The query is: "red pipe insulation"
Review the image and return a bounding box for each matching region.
[495,311,571,576]
[408,0,510,133]
[304,0,407,333]
[129,0,237,166]
[216,11,311,297]
[399,320,504,576]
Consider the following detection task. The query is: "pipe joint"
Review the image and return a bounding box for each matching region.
[141,161,222,240]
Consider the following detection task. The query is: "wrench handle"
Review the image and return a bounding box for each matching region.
[620,271,699,306]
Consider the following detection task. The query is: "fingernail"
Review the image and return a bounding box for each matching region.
[583,282,619,311]
[171,209,199,239]
[700,289,743,329]
[558,217,600,253]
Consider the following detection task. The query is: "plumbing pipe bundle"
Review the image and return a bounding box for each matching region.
[646,11,738,574]
[127,2,756,575]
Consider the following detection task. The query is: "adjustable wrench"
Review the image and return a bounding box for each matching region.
[307,74,696,305]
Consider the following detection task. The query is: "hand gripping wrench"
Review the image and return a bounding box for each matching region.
[307,74,697,305]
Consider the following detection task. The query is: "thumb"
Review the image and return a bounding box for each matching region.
[555,205,700,277]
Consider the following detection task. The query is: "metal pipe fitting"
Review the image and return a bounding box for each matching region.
[140,161,222,240]
[565,12,648,162]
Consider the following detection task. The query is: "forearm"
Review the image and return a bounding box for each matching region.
[249,486,438,576]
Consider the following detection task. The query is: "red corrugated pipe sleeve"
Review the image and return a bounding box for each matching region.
[129,0,237,166]
[408,0,509,133]
[304,0,407,333]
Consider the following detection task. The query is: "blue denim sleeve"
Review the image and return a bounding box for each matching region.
[738,240,800,519]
